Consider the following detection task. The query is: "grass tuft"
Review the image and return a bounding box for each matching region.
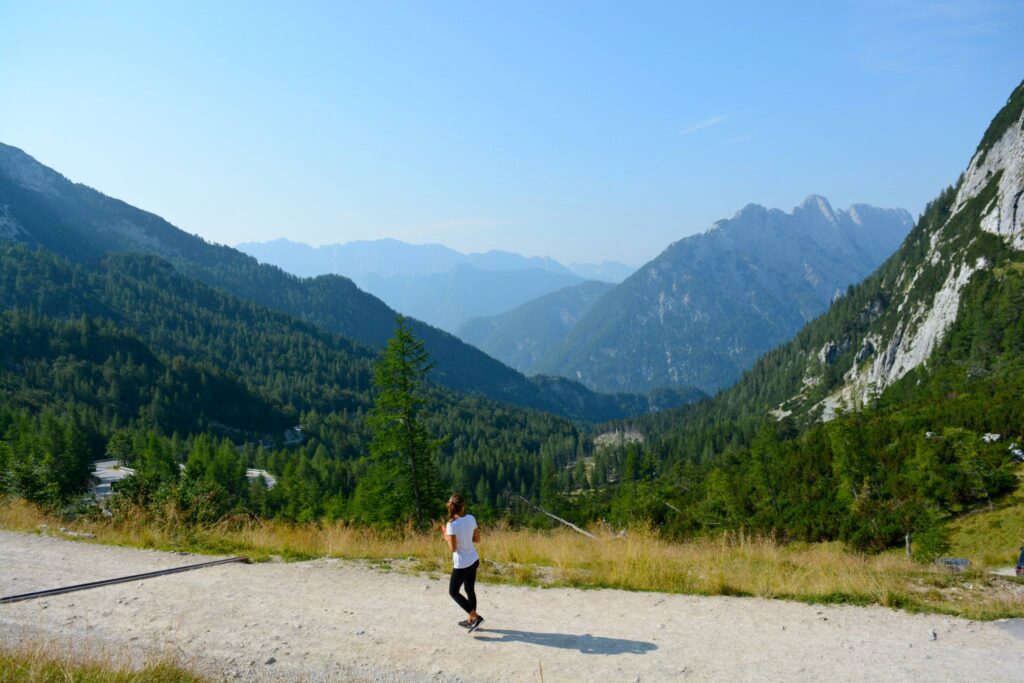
[0,639,205,682]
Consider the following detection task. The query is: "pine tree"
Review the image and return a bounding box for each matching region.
[365,316,443,526]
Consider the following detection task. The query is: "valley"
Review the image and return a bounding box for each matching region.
[2,6,1024,679]
[2,81,1024,555]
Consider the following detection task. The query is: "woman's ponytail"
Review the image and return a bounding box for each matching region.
[446,493,466,521]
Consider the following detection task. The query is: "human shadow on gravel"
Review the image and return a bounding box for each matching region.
[472,629,657,655]
[999,619,1024,642]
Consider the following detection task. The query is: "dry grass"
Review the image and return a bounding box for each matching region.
[0,639,204,682]
[2,498,1021,620]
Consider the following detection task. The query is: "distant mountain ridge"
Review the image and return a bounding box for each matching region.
[236,238,635,333]
[235,238,587,280]
[0,141,695,421]
[588,80,1024,556]
[359,264,586,332]
[236,237,634,283]
[536,196,914,394]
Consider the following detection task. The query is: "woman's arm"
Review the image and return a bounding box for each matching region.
[472,527,480,543]
[441,522,457,552]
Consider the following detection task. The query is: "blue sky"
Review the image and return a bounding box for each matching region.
[1,1,1022,265]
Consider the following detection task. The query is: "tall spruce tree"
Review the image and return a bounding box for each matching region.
[365,316,443,526]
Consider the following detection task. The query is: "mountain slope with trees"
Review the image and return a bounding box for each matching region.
[0,242,592,518]
[0,142,693,422]
[632,79,1024,446]
[458,280,615,373]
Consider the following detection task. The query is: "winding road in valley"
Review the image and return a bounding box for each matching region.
[1,531,1022,682]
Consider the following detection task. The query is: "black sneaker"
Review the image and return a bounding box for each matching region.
[467,615,484,633]
[458,619,471,628]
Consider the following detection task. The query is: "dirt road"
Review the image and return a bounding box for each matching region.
[1,531,1022,681]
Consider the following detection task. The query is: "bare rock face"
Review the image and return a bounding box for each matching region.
[819,256,989,420]
[801,83,1024,420]
[956,100,1024,250]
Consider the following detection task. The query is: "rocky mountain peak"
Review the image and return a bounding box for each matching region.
[797,194,837,223]
[729,202,769,222]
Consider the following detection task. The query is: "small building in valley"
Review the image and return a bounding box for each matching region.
[246,468,277,489]
[91,459,136,500]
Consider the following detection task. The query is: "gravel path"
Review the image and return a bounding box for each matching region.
[1,530,1022,682]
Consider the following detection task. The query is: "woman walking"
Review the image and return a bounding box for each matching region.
[441,493,483,632]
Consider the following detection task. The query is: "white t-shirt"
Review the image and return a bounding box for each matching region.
[446,514,479,569]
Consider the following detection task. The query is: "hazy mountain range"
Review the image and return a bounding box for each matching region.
[235,238,600,280]
[358,265,587,332]
[236,238,634,332]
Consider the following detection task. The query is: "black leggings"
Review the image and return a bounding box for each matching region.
[448,560,479,614]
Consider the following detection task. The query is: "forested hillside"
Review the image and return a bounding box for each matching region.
[0,242,592,518]
[459,280,615,373]
[0,143,693,422]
